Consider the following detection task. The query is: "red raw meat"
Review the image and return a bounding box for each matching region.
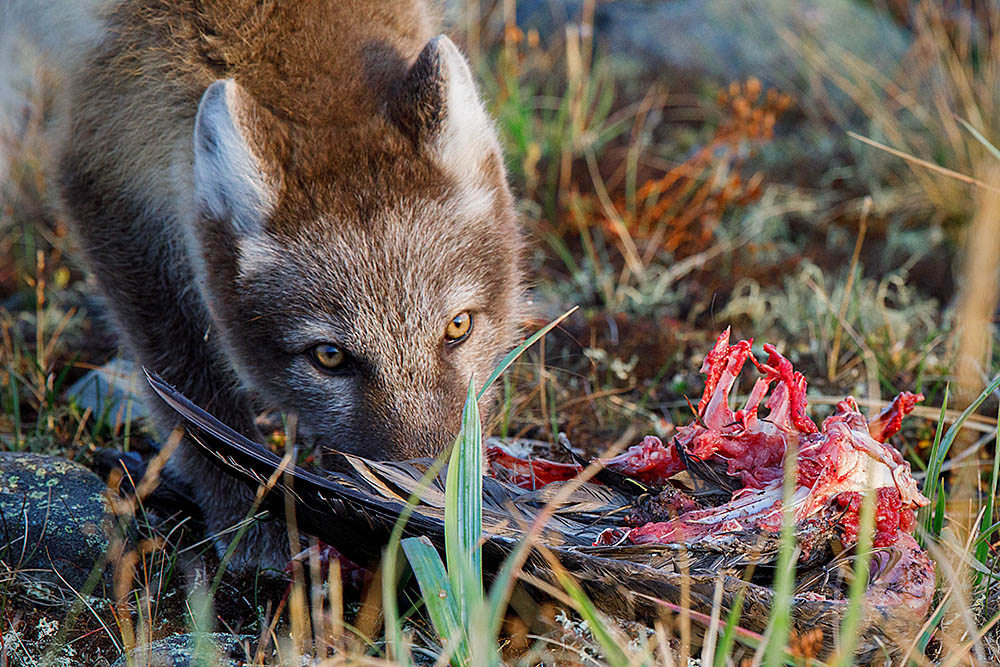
[487,328,935,625]
[675,329,822,489]
[487,435,684,491]
[486,445,582,489]
[835,488,916,548]
[868,392,924,443]
[601,436,685,485]
[487,328,929,553]
[610,328,928,549]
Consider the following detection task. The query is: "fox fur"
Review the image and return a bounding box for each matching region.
[1,0,527,570]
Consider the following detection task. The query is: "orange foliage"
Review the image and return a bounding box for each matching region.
[601,78,792,259]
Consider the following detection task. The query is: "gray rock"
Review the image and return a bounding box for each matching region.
[111,633,253,667]
[65,357,148,429]
[515,0,910,92]
[0,452,120,599]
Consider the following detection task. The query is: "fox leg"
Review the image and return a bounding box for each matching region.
[58,158,292,574]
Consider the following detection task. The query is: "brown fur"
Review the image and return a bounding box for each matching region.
[43,0,527,570]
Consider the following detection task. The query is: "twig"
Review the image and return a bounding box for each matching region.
[847,132,1000,194]
[828,197,870,382]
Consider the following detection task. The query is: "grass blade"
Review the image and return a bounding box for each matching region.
[932,479,946,537]
[955,115,1000,163]
[831,477,876,665]
[548,565,630,667]
[912,596,950,660]
[921,383,950,537]
[386,313,579,664]
[974,402,1000,592]
[382,453,452,663]
[762,440,798,667]
[476,307,578,400]
[445,379,485,624]
[923,376,1000,536]
[715,588,747,666]
[401,536,466,663]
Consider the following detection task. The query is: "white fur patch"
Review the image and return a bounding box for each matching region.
[236,234,284,279]
[193,79,277,236]
[450,184,495,222]
[431,37,499,186]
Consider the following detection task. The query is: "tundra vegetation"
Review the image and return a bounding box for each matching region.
[2,1,1000,665]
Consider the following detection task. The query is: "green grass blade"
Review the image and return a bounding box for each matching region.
[973,519,1000,550]
[921,382,949,534]
[714,588,747,665]
[388,312,581,664]
[382,451,452,663]
[549,567,630,667]
[924,376,1000,518]
[921,375,1000,540]
[401,536,467,663]
[912,599,949,661]
[931,479,946,539]
[445,379,485,624]
[476,307,578,400]
[763,445,798,667]
[832,479,876,666]
[975,402,1000,589]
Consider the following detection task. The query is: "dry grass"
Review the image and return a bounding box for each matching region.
[3,0,1000,664]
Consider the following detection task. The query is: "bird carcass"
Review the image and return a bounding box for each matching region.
[488,328,935,634]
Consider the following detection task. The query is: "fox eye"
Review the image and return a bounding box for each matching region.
[445,312,472,343]
[309,343,346,370]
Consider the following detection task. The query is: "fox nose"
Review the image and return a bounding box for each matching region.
[363,388,464,460]
[385,410,459,459]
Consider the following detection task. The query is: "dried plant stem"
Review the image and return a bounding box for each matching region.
[943,168,1000,659]
[827,197,870,382]
[847,132,1000,195]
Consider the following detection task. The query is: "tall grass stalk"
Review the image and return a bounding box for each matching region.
[713,587,746,666]
[761,436,799,667]
[974,403,1000,593]
[922,376,1000,538]
[385,311,579,665]
[443,379,484,625]
[831,476,877,665]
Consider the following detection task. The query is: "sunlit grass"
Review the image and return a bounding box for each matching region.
[3,0,1000,664]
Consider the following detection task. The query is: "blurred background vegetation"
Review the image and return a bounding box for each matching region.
[2,0,1000,664]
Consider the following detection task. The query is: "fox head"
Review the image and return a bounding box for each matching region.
[188,35,526,458]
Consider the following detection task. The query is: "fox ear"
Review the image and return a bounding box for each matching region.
[193,79,282,236]
[387,35,500,183]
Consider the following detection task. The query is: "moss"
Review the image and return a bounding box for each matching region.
[0,452,125,596]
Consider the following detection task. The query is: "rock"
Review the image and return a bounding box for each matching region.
[111,633,253,667]
[514,0,910,93]
[65,357,148,428]
[0,452,120,600]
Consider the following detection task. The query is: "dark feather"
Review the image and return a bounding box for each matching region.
[556,432,650,494]
[670,436,743,500]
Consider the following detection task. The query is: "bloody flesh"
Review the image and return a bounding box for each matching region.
[633,329,928,548]
[488,328,929,551]
[487,435,684,491]
[486,328,936,634]
[486,445,582,488]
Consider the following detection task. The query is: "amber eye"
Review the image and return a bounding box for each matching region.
[445,312,473,343]
[310,343,346,370]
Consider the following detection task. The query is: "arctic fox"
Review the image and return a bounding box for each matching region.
[1,0,526,570]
